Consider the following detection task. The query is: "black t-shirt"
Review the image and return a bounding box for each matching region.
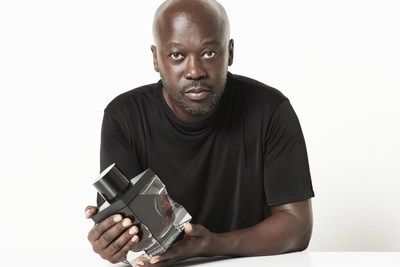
[99,72,314,233]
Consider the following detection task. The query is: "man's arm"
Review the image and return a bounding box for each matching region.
[214,198,313,256]
[147,198,313,266]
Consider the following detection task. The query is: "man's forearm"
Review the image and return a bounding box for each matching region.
[211,199,313,256]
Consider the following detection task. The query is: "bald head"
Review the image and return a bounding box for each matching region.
[152,0,230,45]
[150,0,234,122]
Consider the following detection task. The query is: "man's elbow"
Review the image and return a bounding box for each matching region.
[293,219,313,252]
[296,231,312,252]
[294,199,314,252]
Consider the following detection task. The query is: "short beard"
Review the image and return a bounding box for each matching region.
[162,78,226,116]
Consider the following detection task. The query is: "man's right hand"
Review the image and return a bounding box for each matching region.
[85,205,140,264]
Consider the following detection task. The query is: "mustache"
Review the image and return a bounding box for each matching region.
[182,81,213,92]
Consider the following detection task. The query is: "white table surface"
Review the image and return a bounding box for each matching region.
[174,252,400,267]
[4,249,399,266]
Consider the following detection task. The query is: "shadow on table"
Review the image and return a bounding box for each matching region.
[171,256,233,267]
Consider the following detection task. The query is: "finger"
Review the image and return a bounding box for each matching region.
[184,223,193,235]
[97,218,133,249]
[149,255,162,264]
[147,224,195,265]
[133,256,148,267]
[85,205,98,219]
[108,225,140,257]
[184,223,206,237]
[88,214,123,242]
[149,243,181,265]
[149,254,174,266]
[152,224,212,264]
[108,226,141,263]
[92,218,137,259]
[136,256,168,267]
[143,258,171,267]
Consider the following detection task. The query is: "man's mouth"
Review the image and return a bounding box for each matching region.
[183,87,211,101]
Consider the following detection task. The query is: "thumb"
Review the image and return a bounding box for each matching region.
[85,205,98,219]
[184,223,207,237]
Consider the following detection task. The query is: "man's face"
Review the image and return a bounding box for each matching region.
[152,13,233,122]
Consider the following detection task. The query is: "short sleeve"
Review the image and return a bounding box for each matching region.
[263,100,314,206]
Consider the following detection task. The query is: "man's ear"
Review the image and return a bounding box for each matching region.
[151,45,159,72]
[228,39,234,66]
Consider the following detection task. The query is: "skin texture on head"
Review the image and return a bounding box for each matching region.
[151,0,234,123]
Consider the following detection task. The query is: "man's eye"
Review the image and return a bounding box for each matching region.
[169,53,184,60]
[202,51,217,59]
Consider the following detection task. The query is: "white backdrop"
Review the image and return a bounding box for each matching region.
[0,0,399,254]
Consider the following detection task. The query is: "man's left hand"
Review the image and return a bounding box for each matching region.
[133,223,217,267]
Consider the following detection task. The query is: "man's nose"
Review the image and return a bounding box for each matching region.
[184,56,206,80]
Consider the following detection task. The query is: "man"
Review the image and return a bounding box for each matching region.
[85,0,314,266]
